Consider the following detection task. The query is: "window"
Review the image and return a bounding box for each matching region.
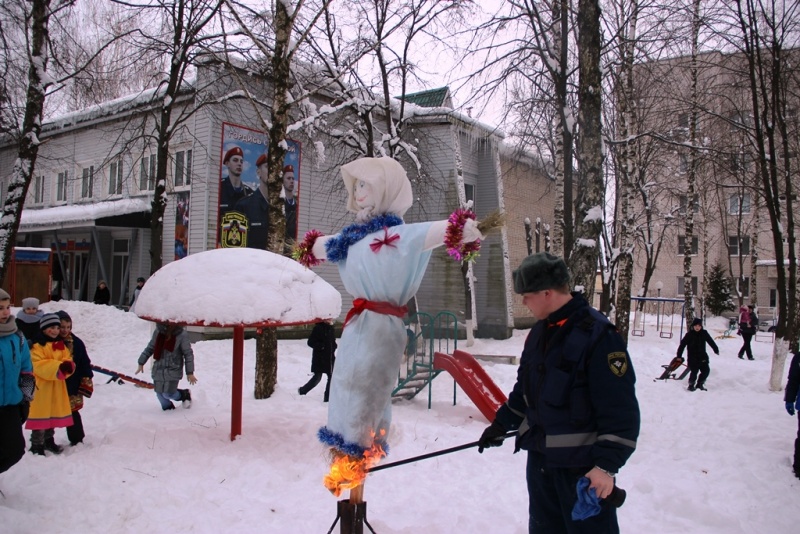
[57,171,68,202]
[729,193,751,214]
[676,276,698,296]
[174,149,192,187]
[728,235,750,256]
[139,155,156,191]
[464,183,475,209]
[678,154,688,174]
[33,175,45,204]
[678,236,698,255]
[769,288,777,308]
[108,161,123,196]
[731,276,750,298]
[678,113,689,129]
[679,194,699,213]
[730,112,752,131]
[81,166,94,199]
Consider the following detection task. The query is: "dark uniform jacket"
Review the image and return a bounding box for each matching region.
[676,328,719,366]
[494,294,640,474]
[234,188,270,250]
[220,178,253,216]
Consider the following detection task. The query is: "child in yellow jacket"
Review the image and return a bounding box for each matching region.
[25,313,74,455]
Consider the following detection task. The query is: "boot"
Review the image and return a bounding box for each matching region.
[697,383,707,391]
[43,439,63,454]
[29,444,45,456]
[688,383,696,392]
[181,389,192,409]
[163,403,175,411]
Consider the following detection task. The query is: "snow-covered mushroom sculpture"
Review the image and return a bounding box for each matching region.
[135,247,341,440]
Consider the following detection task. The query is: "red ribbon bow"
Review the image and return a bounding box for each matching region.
[343,298,409,328]
[370,227,400,253]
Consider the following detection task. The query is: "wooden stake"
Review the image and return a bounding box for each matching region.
[349,484,364,504]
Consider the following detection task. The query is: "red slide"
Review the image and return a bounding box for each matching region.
[433,350,508,421]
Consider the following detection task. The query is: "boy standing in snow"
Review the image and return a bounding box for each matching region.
[26,313,75,455]
[57,311,94,446]
[677,318,719,391]
[136,323,197,411]
[784,349,800,479]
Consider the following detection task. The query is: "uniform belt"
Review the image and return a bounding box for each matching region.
[343,298,408,328]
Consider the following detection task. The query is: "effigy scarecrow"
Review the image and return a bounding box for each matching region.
[294,157,487,499]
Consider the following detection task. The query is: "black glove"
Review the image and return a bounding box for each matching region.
[478,420,507,453]
[19,401,30,424]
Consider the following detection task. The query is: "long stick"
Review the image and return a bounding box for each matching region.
[367,431,517,474]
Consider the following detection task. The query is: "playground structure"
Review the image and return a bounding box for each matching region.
[392,311,506,422]
[630,297,686,339]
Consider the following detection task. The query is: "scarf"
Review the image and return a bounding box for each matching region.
[325,214,404,263]
[152,332,177,360]
[0,315,18,335]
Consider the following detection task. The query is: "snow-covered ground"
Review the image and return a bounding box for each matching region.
[1,301,797,533]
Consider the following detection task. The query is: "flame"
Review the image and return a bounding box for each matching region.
[323,430,387,497]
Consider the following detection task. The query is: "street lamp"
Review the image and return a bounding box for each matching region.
[655,280,663,297]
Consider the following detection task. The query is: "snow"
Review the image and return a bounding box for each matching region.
[135,248,341,326]
[2,302,799,533]
[19,198,152,229]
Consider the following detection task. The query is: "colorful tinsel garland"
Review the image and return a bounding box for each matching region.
[445,208,481,262]
[325,214,404,263]
[292,229,325,268]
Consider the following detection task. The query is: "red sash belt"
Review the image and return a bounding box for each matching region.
[343,298,408,328]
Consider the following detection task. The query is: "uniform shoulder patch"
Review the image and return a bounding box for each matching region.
[607,352,628,377]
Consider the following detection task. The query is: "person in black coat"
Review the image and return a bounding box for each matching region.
[738,304,758,360]
[56,311,93,446]
[93,280,111,306]
[784,349,800,479]
[298,321,337,402]
[677,317,719,391]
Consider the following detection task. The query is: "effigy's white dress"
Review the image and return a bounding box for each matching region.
[319,220,433,457]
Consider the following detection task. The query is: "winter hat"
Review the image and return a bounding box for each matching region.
[137,277,146,283]
[341,158,413,219]
[22,297,40,309]
[39,313,61,331]
[0,289,10,301]
[56,310,72,322]
[223,146,243,163]
[513,252,570,294]
[691,318,703,327]
[747,304,755,310]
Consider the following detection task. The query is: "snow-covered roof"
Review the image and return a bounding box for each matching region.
[135,248,342,326]
[20,198,151,231]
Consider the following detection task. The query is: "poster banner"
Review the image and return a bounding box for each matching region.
[218,122,301,250]
[175,192,190,260]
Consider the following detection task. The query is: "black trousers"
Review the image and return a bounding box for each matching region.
[67,410,85,445]
[0,405,26,474]
[738,333,754,359]
[299,373,331,401]
[526,451,619,534]
[688,362,710,387]
[793,414,800,476]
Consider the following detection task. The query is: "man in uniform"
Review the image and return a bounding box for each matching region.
[233,153,270,250]
[478,252,640,534]
[219,146,253,217]
[282,164,297,245]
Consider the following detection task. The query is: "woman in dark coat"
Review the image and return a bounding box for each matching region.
[93,280,111,305]
[298,321,337,402]
[738,304,758,360]
[677,317,719,391]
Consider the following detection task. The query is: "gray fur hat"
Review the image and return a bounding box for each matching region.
[22,297,40,309]
[0,289,10,301]
[512,252,570,294]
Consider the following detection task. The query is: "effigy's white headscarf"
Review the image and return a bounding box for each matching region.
[341,158,413,222]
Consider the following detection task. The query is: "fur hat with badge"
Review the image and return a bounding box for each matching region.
[512,252,570,294]
[691,318,703,328]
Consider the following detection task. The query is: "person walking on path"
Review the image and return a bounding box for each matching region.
[0,288,33,475]
[298,321,337,402]
[784,349,800,479]
[738,304,758,360]
[676,318,719,391]
[477,253,640,533]
[136,323,197,411]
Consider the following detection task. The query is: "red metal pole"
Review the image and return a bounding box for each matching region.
[231,325,244,440]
